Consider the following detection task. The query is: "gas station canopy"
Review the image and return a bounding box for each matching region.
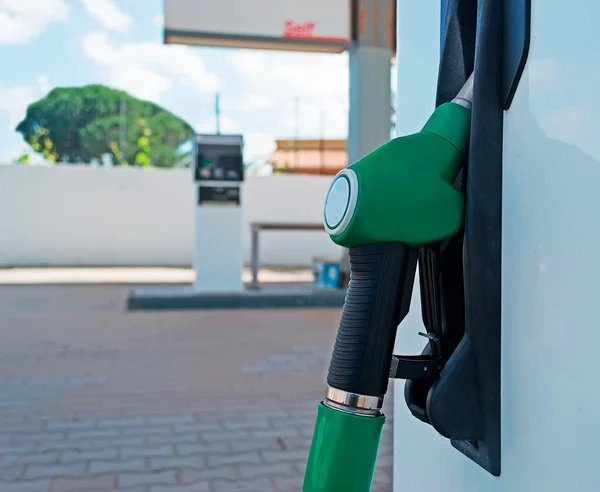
[163,0,351,53]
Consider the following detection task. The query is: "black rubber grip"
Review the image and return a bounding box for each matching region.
[327,243,418,397]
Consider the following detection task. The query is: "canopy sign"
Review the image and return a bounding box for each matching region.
[164,0,351,53]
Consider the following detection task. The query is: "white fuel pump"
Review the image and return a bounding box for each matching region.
[392,0,600,491]
[192,134,244,293]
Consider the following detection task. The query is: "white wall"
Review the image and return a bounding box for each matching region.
[0,164,340,267]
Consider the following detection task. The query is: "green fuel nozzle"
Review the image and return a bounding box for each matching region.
[303,74,474,492]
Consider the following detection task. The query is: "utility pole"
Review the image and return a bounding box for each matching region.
[119,94,126,164]
[294,96,299,168]
[320,110,326,174]
[215,92,221,135]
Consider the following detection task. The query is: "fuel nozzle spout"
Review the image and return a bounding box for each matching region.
[303,75,474,492]
[452,72,474,109]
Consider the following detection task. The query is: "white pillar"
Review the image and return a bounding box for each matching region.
[347,45,392,164]
[342,0,394,280]
[347,0,394,164]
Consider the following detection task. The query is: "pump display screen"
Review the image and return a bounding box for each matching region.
[195,154,243,182]
[198,185,240,205]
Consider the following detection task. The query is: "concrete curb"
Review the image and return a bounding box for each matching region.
[127,285,346,311]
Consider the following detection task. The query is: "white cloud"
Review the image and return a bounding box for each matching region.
[81,0,133,33]
[0,74,56,130]
[244,132,277,161]
[36,74,52,96]
[153,12,164,28]
[195,114,239,135]
[82,31,220,102]
[0,77,59,163]
[229,50,348,102]
[112,66,170,102]
[224,93,274,112]
[227,50,349,138]
[0,85,38,131]
[0,0,69,44]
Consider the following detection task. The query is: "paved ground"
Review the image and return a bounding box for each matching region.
[0,267,314,285]
[0,283,393,491]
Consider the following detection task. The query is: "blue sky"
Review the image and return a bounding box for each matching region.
[4,1,597,167]
[0,0,351,164]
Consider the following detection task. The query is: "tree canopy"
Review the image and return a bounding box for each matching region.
[15,84,194,167]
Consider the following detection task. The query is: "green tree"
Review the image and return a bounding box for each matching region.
[15,84,194,167]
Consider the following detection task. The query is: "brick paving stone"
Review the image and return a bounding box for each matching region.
[173,422,222,433]
[372,467,393,485]
[299,426,317,438]
[287,408,318,418]
[246,411,289,420]
[149,482,210,492]
[272,417,316,428]
[0,479,52,492]
[262,449,309,464]
[223,419,270,431]
[1,452,59,467]
[293,462,307,475]
[0,443,36,454]
[372,486,393,492]
[121,426,171,436]
[97,418,146,429]
[376,453,394,468]
[0,432,65,443]
[200,431,249,442]
[38,436,145,453]
[147,416,195,426]
[89,458,145,475]
[24,463,86,480]
[47,420,96,431]
[251,428,299,440]
[120,444,173,460]
[117,470,177,488]
[146,433,198,445]
[207,452,261,467]
[51,474,116,491]
[272,475,304,492]
[212,477,275,492]
[0,285,394,492]
[175,442,228,456]
[230,438,281,453]
[0,423,46,433]
[238,462,294,479]
[60,448,117,463]
[277,436,313,450]
[0,466,26,481]
[67,429,118,441]
[180,466,237,483]
[149,454,205,471]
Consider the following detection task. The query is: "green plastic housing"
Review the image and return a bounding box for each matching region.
[330,102,471,248]
[303,403,385,492]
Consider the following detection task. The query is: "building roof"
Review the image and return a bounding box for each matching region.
[267,139,347,175]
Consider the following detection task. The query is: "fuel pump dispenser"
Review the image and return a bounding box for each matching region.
[192,134,244,293]
[303,77,473,492]
[302,0,600,490]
